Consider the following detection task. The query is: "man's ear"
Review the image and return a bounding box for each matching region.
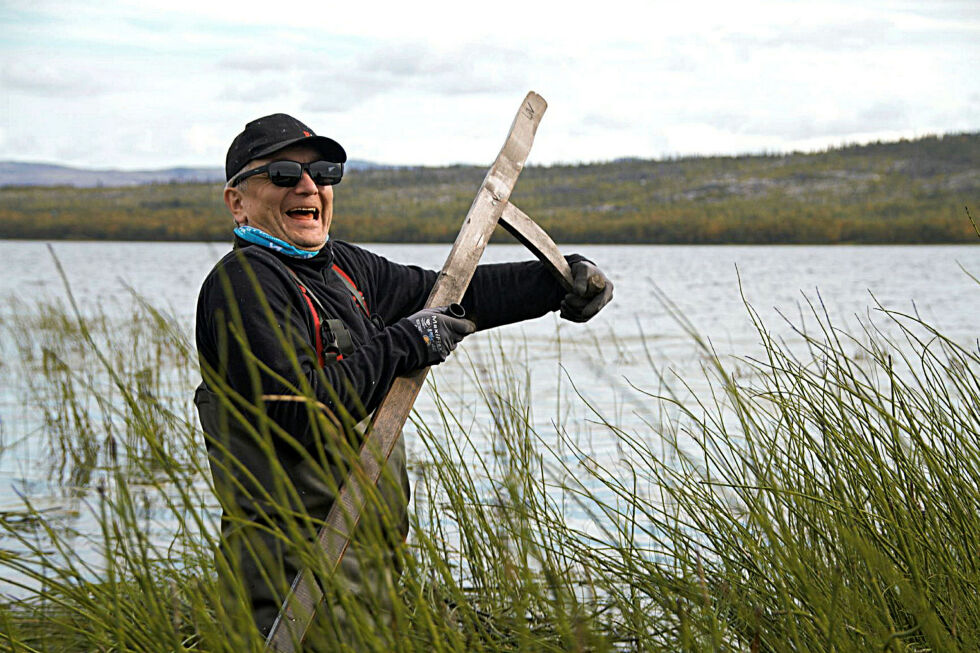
[224,187,248,226]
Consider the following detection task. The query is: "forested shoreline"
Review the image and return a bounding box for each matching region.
[1,132,976,244]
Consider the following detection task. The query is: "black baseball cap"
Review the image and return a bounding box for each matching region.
[225,113,347,181]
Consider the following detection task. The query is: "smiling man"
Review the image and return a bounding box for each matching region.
[193,113,613,642]
[224,143,337,250]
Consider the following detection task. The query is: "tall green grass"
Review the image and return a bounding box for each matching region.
[0,278,977,651]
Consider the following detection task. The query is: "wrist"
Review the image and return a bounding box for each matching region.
[391,318,432,370]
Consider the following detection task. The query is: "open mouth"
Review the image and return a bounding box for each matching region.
[286,207,320,221]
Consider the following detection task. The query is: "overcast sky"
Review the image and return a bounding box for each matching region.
[1,0,977,170]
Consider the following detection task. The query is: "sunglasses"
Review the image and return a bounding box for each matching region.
[228,160,344,188]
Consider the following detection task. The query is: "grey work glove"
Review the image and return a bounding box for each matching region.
[408,305,476,365]
[560,260,614,323]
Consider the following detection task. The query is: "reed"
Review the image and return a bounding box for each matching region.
[0,276,976,651]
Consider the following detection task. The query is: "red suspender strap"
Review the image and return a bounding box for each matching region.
[296,284,325,367]
[332,264,370,316]
[285,264,369,368]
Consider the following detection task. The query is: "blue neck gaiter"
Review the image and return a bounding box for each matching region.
[234,225,326,259]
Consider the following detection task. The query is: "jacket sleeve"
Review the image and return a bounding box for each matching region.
[461,255,587,330]
[336,242,585,330]
[196,250,428,447]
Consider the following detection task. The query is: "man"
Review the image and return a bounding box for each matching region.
[194,113,612,641]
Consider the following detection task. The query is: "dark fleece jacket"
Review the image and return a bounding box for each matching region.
[194,237,578,633]
[196,237,575,440]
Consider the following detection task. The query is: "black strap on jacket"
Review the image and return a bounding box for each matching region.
[284,266,369,365]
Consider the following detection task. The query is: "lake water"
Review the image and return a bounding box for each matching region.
[0,240,977,596]
[3,240,976,411]
[3,240,976,351]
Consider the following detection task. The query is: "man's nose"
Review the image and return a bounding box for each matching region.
[292,171,318,193]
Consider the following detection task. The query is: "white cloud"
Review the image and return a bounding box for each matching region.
[1,61,115,97]
[182,124,226,159]
[1,0,977,168]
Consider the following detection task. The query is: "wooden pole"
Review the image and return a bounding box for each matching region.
[265,92,551,651]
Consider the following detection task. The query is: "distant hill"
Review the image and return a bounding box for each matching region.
[1,133,977,244]
[0,160,394,188]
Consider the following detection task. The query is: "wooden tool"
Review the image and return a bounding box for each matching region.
[266,91,574,650]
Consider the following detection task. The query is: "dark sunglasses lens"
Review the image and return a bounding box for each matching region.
[308,161,343,185]
[267,161,304,187]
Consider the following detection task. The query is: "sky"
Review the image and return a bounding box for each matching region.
[1,0,978,170]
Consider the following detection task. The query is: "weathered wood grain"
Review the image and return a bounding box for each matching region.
[265,92,549,651]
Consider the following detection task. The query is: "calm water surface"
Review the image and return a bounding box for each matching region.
[2,239,977,459]
[0,240,977,596]
[3,240,975,340]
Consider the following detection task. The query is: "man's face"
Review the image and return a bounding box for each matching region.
[223,144,334,250]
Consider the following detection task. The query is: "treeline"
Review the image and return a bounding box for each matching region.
[1,133,977,244]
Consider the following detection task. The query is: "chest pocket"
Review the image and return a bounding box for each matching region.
[286,265,373,367]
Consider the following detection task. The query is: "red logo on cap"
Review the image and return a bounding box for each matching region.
[303,131,312,137]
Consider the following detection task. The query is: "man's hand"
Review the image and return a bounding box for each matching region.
[560,260,613,322]
[408,305,477,365]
